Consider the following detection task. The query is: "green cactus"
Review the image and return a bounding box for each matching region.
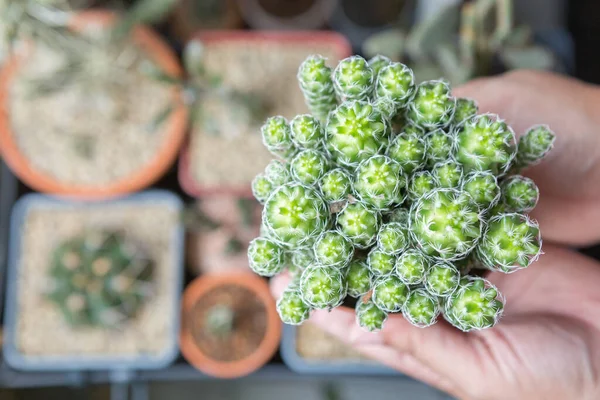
[367,247,397,276]
[337,202,380,248]
[424,262,460,297]
[377,222,409,255]
[290,248,314,270]
[247,237,285,277]
[514,125,556,170]
[425,129,454,166]
[354,155,405,210]
[445,277,504,332]
[375,62,416,107]
[386,207,410,225]
[326,100,388,168]
[404,288,440,328]
[290,149,329,186]
[407,80,456,129]
[251,173,274,204]
[453,98,479,125]
[297,55,338,122]
[333,56,374,101]
[477,213,541,273]
[432,160,463,188]
[299,265,347,309]
[410,189,482,260]
[318,168,353,202]
[394,249,429,285]
[368,55,392,77]
[346,259,374,298]
[386,132,427,174]
[262,184,330,248]
[455,114,516,175]
[265,159,291,188]
[461,171,500,210]
[277,286,312,325]
[47,230,154,328]
[372,275,410,313]
[290,114,325,150]
[313,230,354,268]
[372,96,398,122]
[407,170,437,201]
[261,116,295,158]
[500,175,539,212]
[356,297,388,332]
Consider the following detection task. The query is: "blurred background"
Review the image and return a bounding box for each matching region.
[0,0,597,399]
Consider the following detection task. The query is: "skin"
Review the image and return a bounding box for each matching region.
[271,71,600,400]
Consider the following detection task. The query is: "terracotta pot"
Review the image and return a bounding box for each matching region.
[169,0,243,41]
[178,30,352,198]
[180,273,281,378]
[0,11,188,199]
[238,0,338,30]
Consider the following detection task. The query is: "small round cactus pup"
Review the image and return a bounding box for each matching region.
[386,132,427,175]
[410,188,483,260]
[247,238,285,277]
[318,168,352,202]
[367,247,397,276]
[403,288,441,328]
[424,262,460,297]
[372,275,410,313]
[407,170,437,201]
[375,62,416,107]
[386,207,410,225]
[265,159,291,188]
[313,230,354,268]
[346,258,373,298]
[515,125,556,169]
[353,155,405,210]
[453,98,478,125]
[326,100,389,168]
[252,174,272,203]
[372,96,397,121]
[262,184,330,248]
[290,149,329,186]
[477,213,542,273]
[297,55,338,121]
[290,114,324,149]
[368,54,392,77]
[290,248,314,271]
[261,116,294,156]
[356,297,388,332]
[461,171,501,210]
[444,276,505,332]
[500,175,540,213]
[395,249,429,285]
[299,265,347,309]
[377,222,409,255]
[455,114,517,175]
[277,286,312,325]
[407,80,456,129]
[337,202,380,248]
[431,160,463,189]
[425,128,454,167]
[333,55,374,101]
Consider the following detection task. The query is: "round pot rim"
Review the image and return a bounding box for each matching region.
[177,30,352,198]
[0,10,188,200]
[180,273,282,379]
[238,0,338,30]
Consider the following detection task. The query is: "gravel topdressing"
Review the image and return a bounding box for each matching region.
[15,203,179,356]
[8,41,174,186]
[190,40,343,188]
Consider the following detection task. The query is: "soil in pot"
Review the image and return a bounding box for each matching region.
[15,203,179,356]
[188,38,345,192]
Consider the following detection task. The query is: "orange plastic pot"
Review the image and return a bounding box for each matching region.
[0,11,188,199]
[180,273,282,378]
[178,30,352,198]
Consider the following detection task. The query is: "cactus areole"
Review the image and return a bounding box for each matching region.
[248,54,554,333]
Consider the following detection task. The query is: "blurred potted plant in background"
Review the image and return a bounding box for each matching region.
[237,0,338,30]
[362,0,561,85]
[168,0,243,42]
[0,0,187,199]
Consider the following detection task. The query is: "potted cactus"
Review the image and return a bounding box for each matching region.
[362,0,564,85]
[157,31,351,197]
[246,53,553,335]
[3,190,184,370]
[0,5,187,199]
[179,273,281,378]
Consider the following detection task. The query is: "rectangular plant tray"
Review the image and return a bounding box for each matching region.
[2,190,185,372]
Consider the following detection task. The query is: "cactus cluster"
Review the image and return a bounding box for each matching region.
[249,54,554,333]
[46,230,155,328]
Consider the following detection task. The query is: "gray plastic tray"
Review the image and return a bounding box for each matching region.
[2,190,185,372]
[280,324,399,375]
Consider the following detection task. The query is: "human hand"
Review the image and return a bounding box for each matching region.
[454,70,600,246]
[272,245,600,400]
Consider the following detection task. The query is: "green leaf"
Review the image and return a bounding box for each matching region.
[499,45,555,71]
[146,103,174,133]
[406,2,462,61]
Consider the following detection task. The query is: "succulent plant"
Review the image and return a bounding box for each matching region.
[47,230,154,328]
[250,54,553,332]
[298,55,338,122]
